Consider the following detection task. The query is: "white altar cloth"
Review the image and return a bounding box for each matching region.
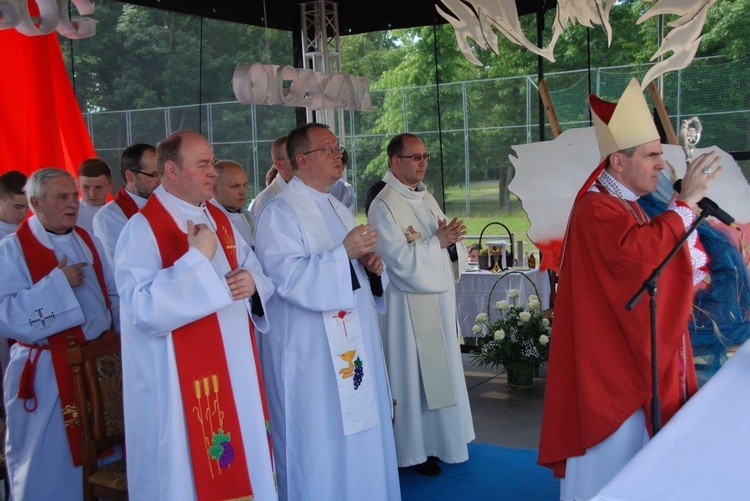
[593,339,750,501]
[456,268,550,338]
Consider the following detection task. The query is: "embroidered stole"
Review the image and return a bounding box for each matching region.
[281,180,380,435]
[113,187,139,219]
[141,196,267,500]
[375,184,457,410]
[16,221,112,467]
[242,210,255,237]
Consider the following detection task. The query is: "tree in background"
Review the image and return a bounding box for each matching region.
[57,0,748,206]
[59,0,296,187]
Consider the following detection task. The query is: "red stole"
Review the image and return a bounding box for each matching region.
[15,220,111,467]
[113,187,139,219]
[140,196,263,500]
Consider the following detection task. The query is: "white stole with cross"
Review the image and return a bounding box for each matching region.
[280,178,380,435]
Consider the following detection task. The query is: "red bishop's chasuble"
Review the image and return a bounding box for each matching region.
[141,195,272,500]
[113,188,139,219]
[15,221,111,466]
[538,191,698,478]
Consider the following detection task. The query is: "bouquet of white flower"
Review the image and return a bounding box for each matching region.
[472,277,552,389]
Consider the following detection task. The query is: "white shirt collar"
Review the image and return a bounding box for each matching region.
[596,169,639,201]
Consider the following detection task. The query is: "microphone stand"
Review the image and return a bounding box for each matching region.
[625,207,709,435]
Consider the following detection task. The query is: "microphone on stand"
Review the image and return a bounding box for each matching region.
[673,179,740,231]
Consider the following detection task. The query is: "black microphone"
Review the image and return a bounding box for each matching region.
[673,179,739,230]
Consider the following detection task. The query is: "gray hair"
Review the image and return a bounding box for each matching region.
[605,145,639,170]
[25,168,74,202]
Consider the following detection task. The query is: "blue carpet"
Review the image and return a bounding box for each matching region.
[399,443,558,500]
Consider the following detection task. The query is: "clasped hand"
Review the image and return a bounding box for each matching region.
[186,220,256,300]
[344,223,378,260]
[359,251,384,276]
[225,268,257,301]
[58,255,87,287]
[187,220,217,260]
[436,216,467,248]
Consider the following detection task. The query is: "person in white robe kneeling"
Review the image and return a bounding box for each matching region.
[115,130,278,500]
[255,123,401,501]
[0,168,121,500]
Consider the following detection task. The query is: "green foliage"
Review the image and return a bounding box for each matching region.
[59,0,749,208]
[62,1,295,112]
[340,31,401,82]
[700,0,750,59]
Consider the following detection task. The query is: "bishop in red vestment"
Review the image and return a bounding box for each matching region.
[538,78,722,500]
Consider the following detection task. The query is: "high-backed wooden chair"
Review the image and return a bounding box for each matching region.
[65,330,127,501]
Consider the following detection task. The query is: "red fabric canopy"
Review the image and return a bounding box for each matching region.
[0,29,95,177]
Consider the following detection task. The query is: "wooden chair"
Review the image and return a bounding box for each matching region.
[65,330,127,501]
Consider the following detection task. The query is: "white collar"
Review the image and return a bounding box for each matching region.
[0,220,17,232]
[382,169,427,201]
[596,169,639,201]
[26,215,95,263]
[123,188,149,207]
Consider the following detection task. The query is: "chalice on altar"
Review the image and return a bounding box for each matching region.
[485,240,507,273]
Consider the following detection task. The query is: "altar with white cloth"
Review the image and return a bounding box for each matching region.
[456,268,551,339]
[592,339,750,501]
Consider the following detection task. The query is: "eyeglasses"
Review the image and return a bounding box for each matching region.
[397,153,432,162]
[133,169,158,178]
[302,145,346,156]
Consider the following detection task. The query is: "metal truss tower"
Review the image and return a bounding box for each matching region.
[299,1,346,144]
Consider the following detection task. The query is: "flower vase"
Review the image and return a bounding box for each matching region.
[506,366,535,390]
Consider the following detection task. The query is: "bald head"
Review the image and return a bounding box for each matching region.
[213,160,248,212]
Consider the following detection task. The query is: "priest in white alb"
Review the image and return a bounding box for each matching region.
[115,130,277,500]
[254,123,400,500]
[250,135,293,227]
[0,168,120,499]
[368,133,475,476]
[0,170,29,375]
[210,159,255,248]
[76,158,114,235]
[93,143,160,267]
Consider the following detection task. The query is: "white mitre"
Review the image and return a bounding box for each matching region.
[591,77,660,159]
